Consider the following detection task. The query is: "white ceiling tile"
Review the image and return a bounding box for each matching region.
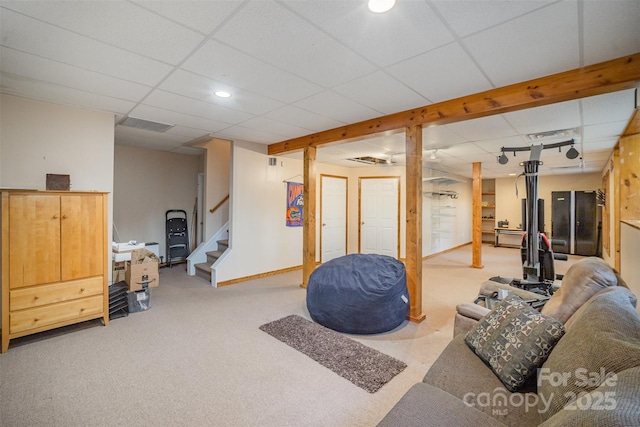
[583,0,640,65]
[129,105,231,133]
[581,138,619,153]
[463,1,580,87]
[143,90,253,124]
[115,125,191,149]
[332,71,428,115]
[213,0,375,87]
[0,47,151,101]
[0,8,173,86]
[445,115,517,142]
[285,0,455,67]
[216,126,281,144]
[582,121,629,142]
[2,1,205,64]
[239,116,314,139]
[263,105,346,133]
[165,126,212,140]
[159,70,284,115]
[0,71,134,115]
[474,136,528,155]
[132,0,244,35]
[182,40,322,104]
[386,43,493,103]
[422,125,467,148]
[581,90,637,126]
[431,0,554,37]
[504,101,581,135]
[293,91,380,124]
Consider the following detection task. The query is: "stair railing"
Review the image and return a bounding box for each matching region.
[209,194,230,214]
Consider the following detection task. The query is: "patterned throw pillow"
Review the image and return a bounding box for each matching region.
[465,294,565,392]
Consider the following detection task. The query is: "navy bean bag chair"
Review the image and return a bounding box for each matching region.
[306,253,409,334]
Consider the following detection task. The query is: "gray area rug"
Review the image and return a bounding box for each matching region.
[259,314,407,393]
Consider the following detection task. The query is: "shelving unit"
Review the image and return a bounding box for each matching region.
[481,179,496,244]
[423,176,463,252]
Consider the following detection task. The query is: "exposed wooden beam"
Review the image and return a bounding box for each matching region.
[269,53,640,155]
[301,146,316,288]
[471,162,483,269]
[405,125,425,322]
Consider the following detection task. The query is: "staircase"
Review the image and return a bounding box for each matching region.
[194,239,228,282]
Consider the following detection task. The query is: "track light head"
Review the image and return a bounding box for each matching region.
[566,146,580,159]
[498,152,509,165]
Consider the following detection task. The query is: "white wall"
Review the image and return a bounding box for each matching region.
[113,145,201,261]
[495,172,602,235]
[200,138,230,241]
[0,94,114,325]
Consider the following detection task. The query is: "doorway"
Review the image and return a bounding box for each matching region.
[320,175,347,263]
[359,177,400,258]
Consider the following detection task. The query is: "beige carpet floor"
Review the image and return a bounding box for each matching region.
[0,244,582,427]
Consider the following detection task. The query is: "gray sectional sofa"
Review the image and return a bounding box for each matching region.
[378,257,640,426]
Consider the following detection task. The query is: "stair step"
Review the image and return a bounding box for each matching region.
[206,251,223,264]
[217,239,229,250]
[194,263,211,282]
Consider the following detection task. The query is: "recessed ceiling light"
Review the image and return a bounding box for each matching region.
[214,91,231,98]
[368,0,396,13]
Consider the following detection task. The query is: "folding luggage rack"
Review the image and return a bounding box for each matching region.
[166,209,190,267]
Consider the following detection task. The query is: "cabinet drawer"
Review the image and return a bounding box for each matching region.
[10,276,103,311]
[10,295,103,334]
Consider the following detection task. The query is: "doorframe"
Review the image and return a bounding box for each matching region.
[319,174,348,264]
[358,176,400,257]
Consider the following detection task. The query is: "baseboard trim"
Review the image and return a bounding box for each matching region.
[422,242,471,260]
[217,265,302,287]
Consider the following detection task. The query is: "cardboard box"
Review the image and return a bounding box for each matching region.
[125,249,160,291]
[112,261,127,284]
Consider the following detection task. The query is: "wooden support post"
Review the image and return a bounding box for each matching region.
[301,146,317,288]
[471,162,483,268]
[406,125,426,322]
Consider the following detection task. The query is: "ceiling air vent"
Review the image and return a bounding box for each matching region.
[525,128,578,142]
[119,116,174,132]
[345,156,392,165]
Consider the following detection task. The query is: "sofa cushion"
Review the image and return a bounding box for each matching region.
[465,294,565,392]
[377,382,507,427]
[539,367,640,427]
[424,334,540,427]
[538,287,640,422]
[541,257,629,324]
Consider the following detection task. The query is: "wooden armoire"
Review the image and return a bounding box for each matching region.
[1,190,109,353]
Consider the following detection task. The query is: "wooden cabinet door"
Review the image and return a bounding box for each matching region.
[60,194,104,281]
[9,194,61,288]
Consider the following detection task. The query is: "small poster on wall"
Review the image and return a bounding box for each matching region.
[286,182,304,227]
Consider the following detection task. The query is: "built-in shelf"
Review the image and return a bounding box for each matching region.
[423,176,466,185]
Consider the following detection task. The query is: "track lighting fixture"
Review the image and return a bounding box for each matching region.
[566,145,580,159]
[498,152,509,164]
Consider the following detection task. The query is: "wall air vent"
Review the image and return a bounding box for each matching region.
[345,156,392,165]
[119,116,174,132]
[525,128,578,142]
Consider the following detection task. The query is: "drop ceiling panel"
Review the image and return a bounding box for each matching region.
[582,138,619,152]
[143,90,253,124]
[129,104,231,133]
[474,136,527,154]
[0,8,173,86]
[159,70,284,115]
[422,125,467,148]
[581,90,636,125]
[213,0,376,87]
[582,0,640,65]
[386,43,493,103]
[2,1,204,64]
[463,1,580,87]
[216,125,282,144]
[182,40,322,104]
[165,126,212,140]
[504,101,581,136]
[332,71,428,115]
[432,0,554,38]
[582,121,630,142]
[238,116,314,139]
[115,126,191,148]
[0,47,151,101]
[0,71,135,115]
[444,114,517,141]
[263,105,346,132]
[286,0,455,67]
[293,91,380,124]
[132,0,244,35]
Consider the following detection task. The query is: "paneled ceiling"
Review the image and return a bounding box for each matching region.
[1,0,638,178]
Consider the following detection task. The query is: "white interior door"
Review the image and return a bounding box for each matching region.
[321,175,347,263]
[360,177,399,258]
